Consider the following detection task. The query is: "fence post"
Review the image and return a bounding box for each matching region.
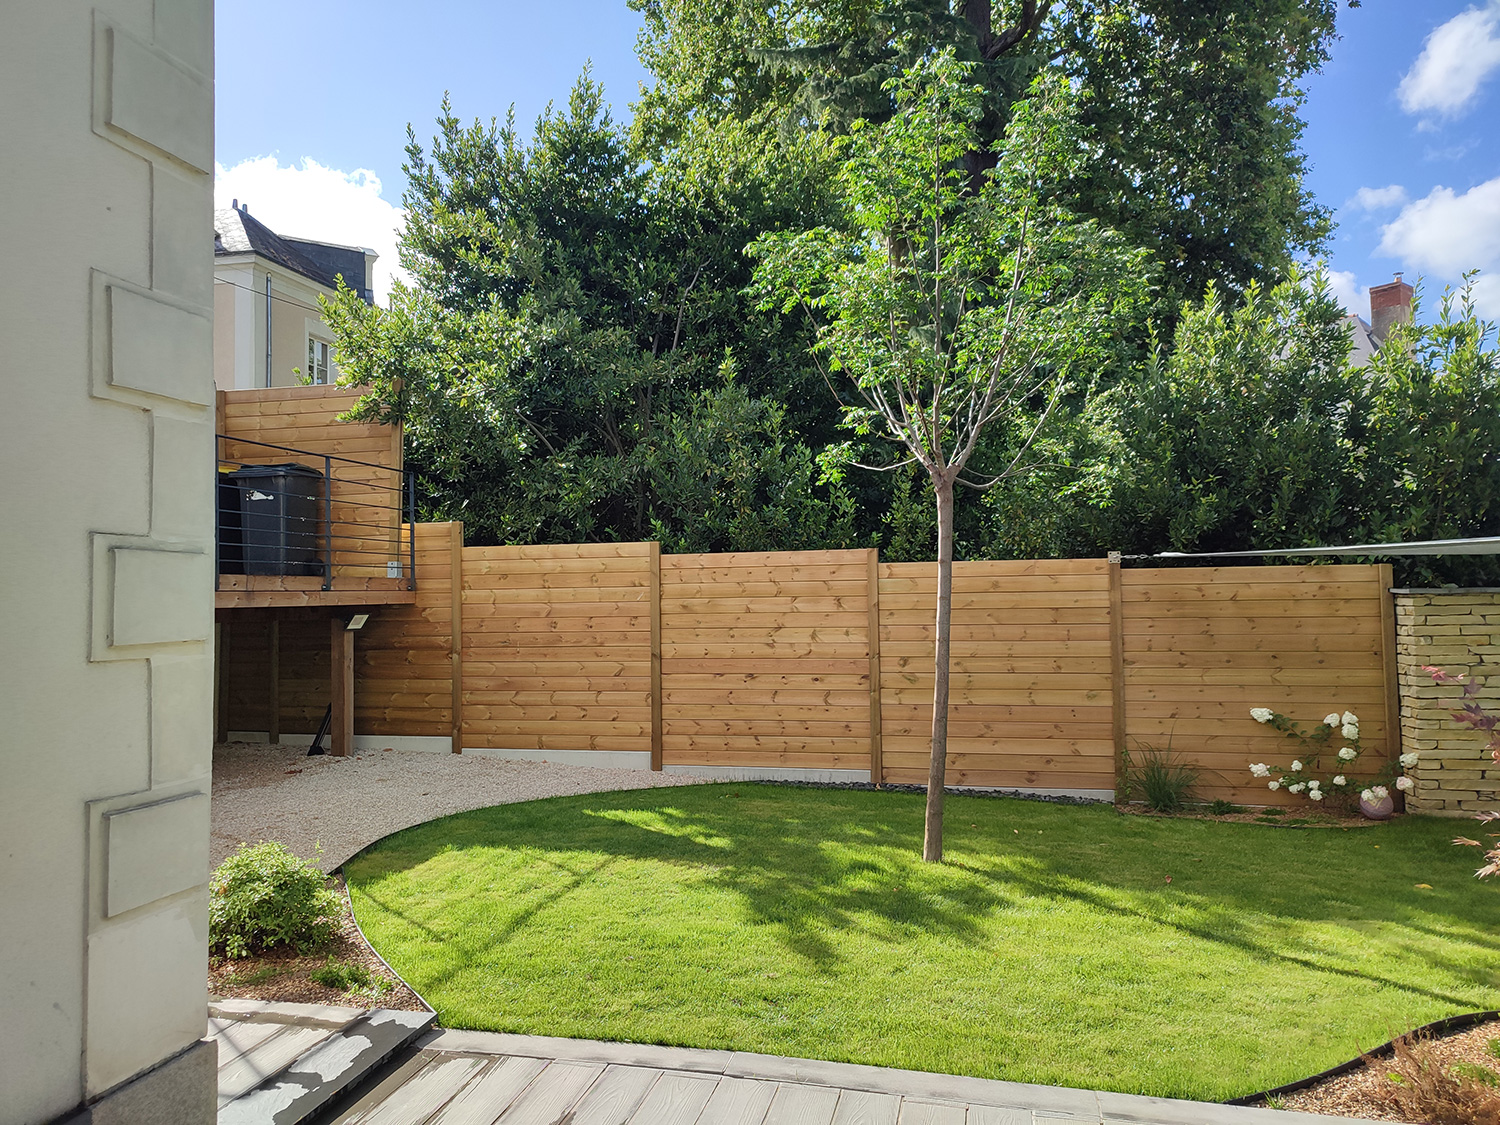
[1378,562,1402,763]
[1108,552,1127,797]
[650,542,663,771]
[268,618,280,745]
[868,547,883,787]
[450,522,464,754]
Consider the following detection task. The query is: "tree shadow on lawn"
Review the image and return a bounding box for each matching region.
[346,784,1500,1009]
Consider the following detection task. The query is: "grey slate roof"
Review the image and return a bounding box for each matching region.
[215,206,337,286]
[214,206,375,303]
[1342,314,1380,369]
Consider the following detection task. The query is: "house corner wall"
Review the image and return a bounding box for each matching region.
[1395,591,1500,817]
[0,2,217,1123]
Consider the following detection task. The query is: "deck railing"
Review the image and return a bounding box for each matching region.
[216,433,416,592]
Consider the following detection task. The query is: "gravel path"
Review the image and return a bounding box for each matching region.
[211,742,707,871]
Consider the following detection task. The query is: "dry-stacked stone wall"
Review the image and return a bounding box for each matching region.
[1395,590,1500,816]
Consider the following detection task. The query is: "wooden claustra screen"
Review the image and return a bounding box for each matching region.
[1120,564,1392,802]
[878,559,1116,791]
[658,549,874,772]
[460,543,655,754]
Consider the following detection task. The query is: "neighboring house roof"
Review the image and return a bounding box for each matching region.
[214,205,376,304]
[1342,314,1380,369]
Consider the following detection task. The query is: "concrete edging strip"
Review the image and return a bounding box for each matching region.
[417,1029,1375,1123]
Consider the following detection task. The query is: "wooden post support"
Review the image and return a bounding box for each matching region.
[330,614,355,757]
[214,619,228,743]
[867,548,883,787]
[1378,562,1402,761]
[268,618,280,745]
[450,521,465,753]
[649,541,663,771]
[1107,552,1127,794]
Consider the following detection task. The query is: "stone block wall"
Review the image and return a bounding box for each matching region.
[1395,591,1500,816]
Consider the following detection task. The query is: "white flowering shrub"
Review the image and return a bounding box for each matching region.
[1246,706,1414,809]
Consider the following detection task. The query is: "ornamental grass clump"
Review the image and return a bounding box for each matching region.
[1129,746,1199,813]
[1246,707,1416,809]
[209,841,340,959]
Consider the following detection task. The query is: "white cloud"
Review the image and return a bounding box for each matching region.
[215,157,408,304]
[1347,185,1408,212]
[1323,268,1370,317]
[1377,175,1500,318]
[1398,3,1500,117]
[1378,177,1500,275]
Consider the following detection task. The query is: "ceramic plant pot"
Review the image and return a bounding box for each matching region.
[1359,793,1395,820]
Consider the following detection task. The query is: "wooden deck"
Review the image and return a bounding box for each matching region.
[205,1002,1376,1125]
[216,575,418,609]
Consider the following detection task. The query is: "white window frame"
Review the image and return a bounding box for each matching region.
[306,336,331,384]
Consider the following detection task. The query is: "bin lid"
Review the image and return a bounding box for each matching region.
[224,462,324,480]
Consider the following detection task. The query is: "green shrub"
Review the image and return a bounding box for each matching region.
[309,957,388,994]
[209,842,340,958]
[1131,747,1199,813]
[1207,799,1244,816]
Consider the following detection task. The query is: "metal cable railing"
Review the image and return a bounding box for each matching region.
[216,434,416,592]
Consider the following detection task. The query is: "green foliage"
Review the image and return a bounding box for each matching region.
[975,272,1500,583]
[1363,280,1500,585]
[209,842,340,959]
[634,0,1341,307]
[642,379,863,554]
[1207,800,1244,816]
[1129,746,1199,813]
[327,73,848,551]
[749,54,1148,506]
[1451,1061,1500,1089]
[309,957,388,994]
[1059,271,1366,558]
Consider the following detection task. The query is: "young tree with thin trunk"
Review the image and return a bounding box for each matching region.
[749,53,1146,861]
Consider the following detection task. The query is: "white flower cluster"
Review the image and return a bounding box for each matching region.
[1400,752,1419,768]
[1396,776,1414,792]
[1360,785,1390,802]
[1247,706,1370,807]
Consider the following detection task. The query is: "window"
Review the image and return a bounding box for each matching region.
[307,337,330,384]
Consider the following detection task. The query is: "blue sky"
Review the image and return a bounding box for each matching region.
[216,2,1500,314]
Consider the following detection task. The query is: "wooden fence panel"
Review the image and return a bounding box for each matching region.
[460,543,655,755]
[357,522,457,738]
[660,549,873,771]
[1120,564,1392,803]
[879,558,1116,791]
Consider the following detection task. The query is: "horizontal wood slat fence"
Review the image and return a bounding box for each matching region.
[219,536,1398,803]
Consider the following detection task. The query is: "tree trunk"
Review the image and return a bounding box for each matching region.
[923,474,955,862]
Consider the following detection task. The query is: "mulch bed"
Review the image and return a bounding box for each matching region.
[1114,803,1385,828]
[1259,1018,1500,1121]
[208,875,427,1012]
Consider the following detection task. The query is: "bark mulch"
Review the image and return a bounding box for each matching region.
[208,875,427,1013]
[1255,1018,1500,1121]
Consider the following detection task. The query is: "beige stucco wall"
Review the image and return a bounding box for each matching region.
[0,2,216,1122]
[213,258,338,390]
[1395,591,1500,817]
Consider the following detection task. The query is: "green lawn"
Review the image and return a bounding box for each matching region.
[344,784,1500,1101]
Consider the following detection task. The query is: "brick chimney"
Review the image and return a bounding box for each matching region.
[1369,272,1414,342]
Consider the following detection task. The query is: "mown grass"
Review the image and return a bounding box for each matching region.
[344,784,1500,1101]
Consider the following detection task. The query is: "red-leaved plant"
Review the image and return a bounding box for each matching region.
[1424,666,1500,879]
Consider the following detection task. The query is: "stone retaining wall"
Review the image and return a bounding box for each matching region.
[1395,590,1500,816]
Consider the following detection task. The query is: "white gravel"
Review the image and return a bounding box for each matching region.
[211,742,707,871]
